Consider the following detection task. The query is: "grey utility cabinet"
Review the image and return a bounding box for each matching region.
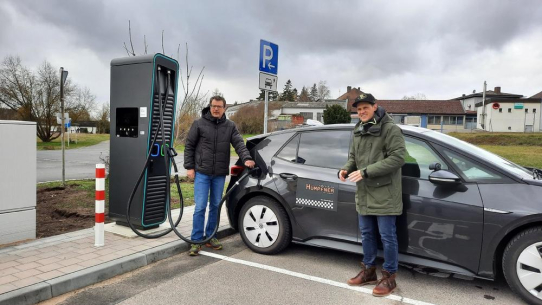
[0,120,36,244]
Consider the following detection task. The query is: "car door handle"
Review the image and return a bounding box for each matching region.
[279,173,298,180]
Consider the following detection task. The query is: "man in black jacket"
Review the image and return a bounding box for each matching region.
[184,96,254,256]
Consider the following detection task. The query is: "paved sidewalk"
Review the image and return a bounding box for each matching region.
[0,205,234,305]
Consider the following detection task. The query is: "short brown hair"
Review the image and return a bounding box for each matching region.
[209,95,226,107]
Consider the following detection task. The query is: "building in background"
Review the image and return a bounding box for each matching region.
[373,100,466,132]
[530,90,542,131]
[280,99,347,124]
[475,98,541,132]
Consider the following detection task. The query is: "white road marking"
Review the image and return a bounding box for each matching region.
[200,251,436,305]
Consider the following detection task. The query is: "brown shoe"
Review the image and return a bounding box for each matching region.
[347,263,377,286]
[372,270,397,297]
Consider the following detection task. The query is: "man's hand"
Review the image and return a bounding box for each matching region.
[187,169,195,180]
[348,170,364,183]
[244,160,255,168]
[339,170,348,182]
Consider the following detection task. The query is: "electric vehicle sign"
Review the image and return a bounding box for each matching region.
[295,178,338,211]
[259,72,277,92]
[259,39,278,75]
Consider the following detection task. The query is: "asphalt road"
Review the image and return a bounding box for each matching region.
[44,234,524,305]
[37,141,111,183]
[36,141,239,182]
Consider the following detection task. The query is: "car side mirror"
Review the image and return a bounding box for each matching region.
[429,170,461,185]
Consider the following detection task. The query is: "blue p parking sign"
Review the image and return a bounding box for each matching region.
[259,40,278,75]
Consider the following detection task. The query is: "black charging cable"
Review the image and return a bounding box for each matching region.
[125,66,181,239]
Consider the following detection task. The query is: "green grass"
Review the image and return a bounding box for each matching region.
[170,177,195,209]
[448,132,542,146]
[448,133,542,168]
[37,134,109,150]
[478,145,542,169]
[173,134,255,158]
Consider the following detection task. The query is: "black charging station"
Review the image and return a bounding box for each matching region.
[109,54,178,229]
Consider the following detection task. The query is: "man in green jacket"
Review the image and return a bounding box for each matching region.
[339,93,406,297]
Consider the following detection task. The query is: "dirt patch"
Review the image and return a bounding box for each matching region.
[36,184,109,238]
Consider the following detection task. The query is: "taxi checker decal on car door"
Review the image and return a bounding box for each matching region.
[295,178,338,211]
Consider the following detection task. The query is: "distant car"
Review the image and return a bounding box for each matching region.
[226,124,542,305]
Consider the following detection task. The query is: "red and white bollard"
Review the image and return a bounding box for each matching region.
[95,164,106,247]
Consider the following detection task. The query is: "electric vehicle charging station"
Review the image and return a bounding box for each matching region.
[109,54,179,229]
[109,53,260,243]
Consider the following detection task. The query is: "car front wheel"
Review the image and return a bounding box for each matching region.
[503,227,542,305]
[238,196,291,254]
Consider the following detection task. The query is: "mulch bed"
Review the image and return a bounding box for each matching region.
[36,184,109,238]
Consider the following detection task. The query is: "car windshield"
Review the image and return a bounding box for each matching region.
[424,130,535,180]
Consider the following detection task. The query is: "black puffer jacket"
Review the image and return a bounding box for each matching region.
[184,107,252,176]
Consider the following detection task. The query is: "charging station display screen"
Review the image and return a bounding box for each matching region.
[116,107,139,137]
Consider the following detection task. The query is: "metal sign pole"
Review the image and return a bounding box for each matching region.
[482,81,487,130]
[60,67,66,187]
[264,90,269,134]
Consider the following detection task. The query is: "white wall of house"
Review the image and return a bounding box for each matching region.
[460,97,482,112]
[225,108,237,119]
[281,108,325,122]
[477,102,541,132]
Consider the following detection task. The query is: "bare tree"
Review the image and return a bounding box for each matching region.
[66,86,96,123]
[123,23,207,144]
[317,80,331,101]
[402,93,427,100]
[0,56,75,142]
[175,42,207,143]
[94,103,110,134]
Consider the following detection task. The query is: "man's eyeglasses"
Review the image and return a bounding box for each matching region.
[210,105,224,109]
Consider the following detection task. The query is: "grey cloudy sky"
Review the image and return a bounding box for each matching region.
[2,0,542,107]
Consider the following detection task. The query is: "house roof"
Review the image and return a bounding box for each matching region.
[474,98,541,107]
[337,87,365,111]
[374,100,465,115]
[453,89,522,100]
[530,91,542,99]
[226,100,287,112]
[225,100,260,112]
[282,100,346,109]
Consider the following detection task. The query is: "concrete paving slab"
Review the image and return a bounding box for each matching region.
[0,198,235,305]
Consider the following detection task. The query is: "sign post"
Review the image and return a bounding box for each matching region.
[59,68,68,187]
[259,39,279,134]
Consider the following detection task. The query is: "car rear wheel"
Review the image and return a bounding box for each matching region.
[503,227,542,305]
[238,196,291,254]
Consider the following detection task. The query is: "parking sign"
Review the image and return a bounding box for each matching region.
[259,40,278,75]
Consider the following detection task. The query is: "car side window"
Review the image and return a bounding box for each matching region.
[276,134,299,163]
[297,130,351,169]
[404,137,448,179]
[441,149,502,181]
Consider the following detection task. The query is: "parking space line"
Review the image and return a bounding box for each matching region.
[200,251,436,305]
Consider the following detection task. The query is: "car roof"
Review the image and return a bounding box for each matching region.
[247,124,432,141]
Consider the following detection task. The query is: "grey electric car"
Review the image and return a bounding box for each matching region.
[226,124,542,304]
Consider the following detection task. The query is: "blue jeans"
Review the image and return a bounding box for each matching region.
[191,172,226,241]
[359,215,398,274]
